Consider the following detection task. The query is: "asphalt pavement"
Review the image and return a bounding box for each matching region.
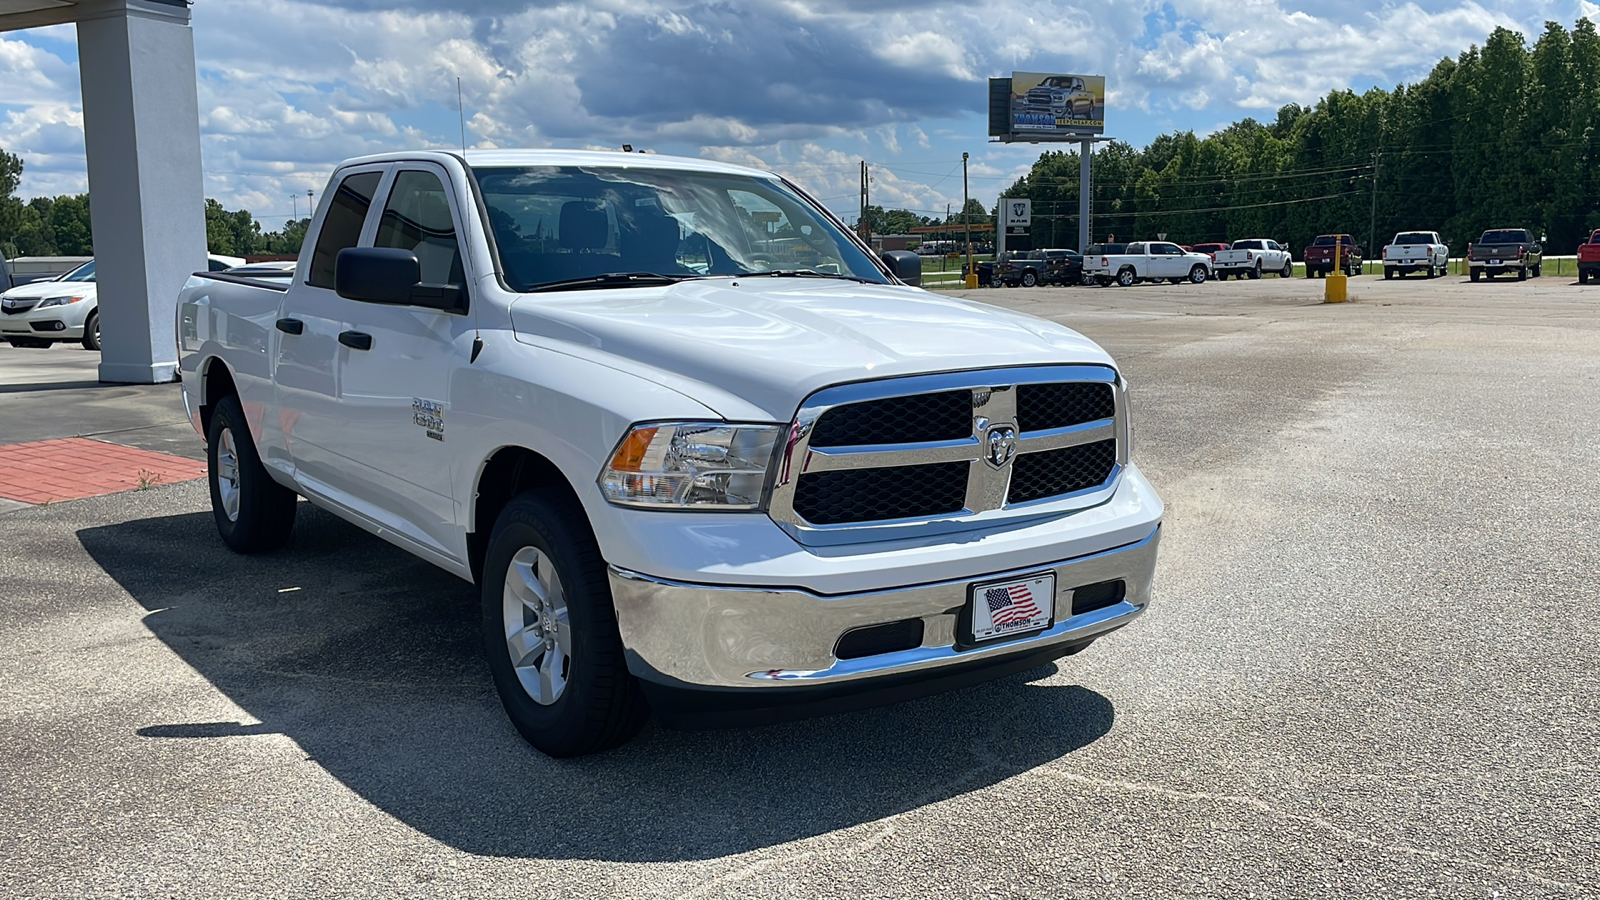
[1,272,1597,897]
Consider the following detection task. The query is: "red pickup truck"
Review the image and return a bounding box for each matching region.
[1302,234,1362,278]
[1579,230,1600,284]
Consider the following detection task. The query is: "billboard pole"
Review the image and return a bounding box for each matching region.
[1079,139,1092,252]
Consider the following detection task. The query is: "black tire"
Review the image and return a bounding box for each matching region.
[1189,265,1207,284]
[1384,267,1393,280]
[207,394,297,553]
[1167,277,1183,285]
[80,311,100,351]
[1249,263,1262,280]
[1305,267,1314,279]
[1021,271,1037,288]
[1094,275,1111,287]
[1116,268,1136,287]
[1470,268,1480,283]
[1518,266,1527,281]
[481,489,648,757]
[1532,263,1541,277]
[1581,270,1590,285]
[1281,260,1294,277]
[1217,271,1229,281]
[7,337,52,349]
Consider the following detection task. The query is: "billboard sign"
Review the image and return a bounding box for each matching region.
[1004,72,1105,138]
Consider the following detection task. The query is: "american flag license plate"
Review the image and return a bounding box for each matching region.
[969,573,1055,642]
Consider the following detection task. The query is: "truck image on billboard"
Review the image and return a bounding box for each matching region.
[1011,72,1104,136]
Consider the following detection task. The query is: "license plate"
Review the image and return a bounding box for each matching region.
[969,572,1054,642]
[1403,259,1414,265]
[1490,259,1503,266]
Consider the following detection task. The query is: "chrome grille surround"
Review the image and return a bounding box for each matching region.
[769,365,1127,545]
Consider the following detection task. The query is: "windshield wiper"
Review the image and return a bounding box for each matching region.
[740,270,880,284]
[527,272,694,292]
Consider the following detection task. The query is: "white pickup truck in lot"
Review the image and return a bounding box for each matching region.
[175,149,1163,756]
[1212,239,1294,280]
[1083,240,1212,286]
[1382,231,1449,279]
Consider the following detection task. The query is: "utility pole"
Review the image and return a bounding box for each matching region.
[963,152,975,288]
[1369,149,1380,264]
[290,193,297,220]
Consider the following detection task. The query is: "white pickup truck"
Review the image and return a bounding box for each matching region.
[175,150,1162,756]
[1212,239,1294,280]
[1083,240,1212,286]
[1381,231,1449,279]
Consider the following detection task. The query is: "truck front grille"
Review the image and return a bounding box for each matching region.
[1017,382,1114,432]
[773,367,1125,536]
[792,462,968,525]
[810,390,970,447]
[1008,439,1118,504]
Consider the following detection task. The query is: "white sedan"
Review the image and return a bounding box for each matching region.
[1,255,245,350]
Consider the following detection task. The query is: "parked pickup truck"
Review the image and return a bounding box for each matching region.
[1382,231,1449,279]
[1213,239,1293,280]
[1302,234,1362,277]
[1578,230,1600,284]
[1468,228,1541,281]
[1083,240,1212,286]
[176,149,1163,757]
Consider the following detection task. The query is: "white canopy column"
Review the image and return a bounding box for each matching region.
[1,0,204,383]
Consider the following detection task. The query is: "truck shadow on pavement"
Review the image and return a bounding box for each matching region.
[78,504,1115,862]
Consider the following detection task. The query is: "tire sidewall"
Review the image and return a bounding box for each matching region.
[480,490,642,757]
[1190,265,1207,284]
[1117,269,1135,287]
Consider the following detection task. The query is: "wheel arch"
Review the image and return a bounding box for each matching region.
[468,445,588,584]
[198,355,239,438]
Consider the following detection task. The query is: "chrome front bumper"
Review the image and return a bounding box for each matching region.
[609,525,1160,690]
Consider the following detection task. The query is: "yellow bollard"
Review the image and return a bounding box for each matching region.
[966,273,979,288]
[1323,241,1349,303]
[1324,271,1348,303]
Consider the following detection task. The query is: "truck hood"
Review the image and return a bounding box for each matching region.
[0,281,96,301]
[508,278,1114,421]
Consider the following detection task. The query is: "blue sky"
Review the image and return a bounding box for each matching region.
[2,0,1595,229]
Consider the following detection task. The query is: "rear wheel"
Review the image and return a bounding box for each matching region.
[1470,268,1480,283]
[1532,263,1541,277]
[1249,263,1262,280]
[1384,267,1394,280]
[481,489,649,757]
[1581,269,1591,285]
[1116,268,1136,287]
[1094,275,1111,287]
[80,311,100,351]
[207,394,297,553]
[1189,265,1208,284]
[1217,271,1229,281]
[1021,271,1037,288]
[1518,266,1528,281]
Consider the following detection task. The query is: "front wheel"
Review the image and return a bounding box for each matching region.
[1280,260,1294,278]
[81,311,100,351]
[1189,265,1208,284]
[482,489,649,757]
[207,394,297,553]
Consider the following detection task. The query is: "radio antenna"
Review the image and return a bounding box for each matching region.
[457,76,467,155]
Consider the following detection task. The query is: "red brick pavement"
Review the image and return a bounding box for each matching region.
[0,437,207,504]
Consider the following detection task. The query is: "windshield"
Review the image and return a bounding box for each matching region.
[472,165,889,292]
[1394,233,1434,245]
[59,260,95,282]
[1481,230,1530,244]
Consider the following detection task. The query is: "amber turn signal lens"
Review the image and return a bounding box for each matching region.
[609,426,659,472]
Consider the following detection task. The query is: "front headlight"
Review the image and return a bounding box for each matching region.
[35,295,86,308]
[599,422,782,510]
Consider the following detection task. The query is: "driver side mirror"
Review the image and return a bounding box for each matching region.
[336,247,466,313]
[879,250,922,286]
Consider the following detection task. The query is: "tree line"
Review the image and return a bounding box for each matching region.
[999,19,1600,254]
[0,147,308,259]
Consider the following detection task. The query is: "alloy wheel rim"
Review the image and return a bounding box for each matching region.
[502,546,572,705]
[215,427,241,522]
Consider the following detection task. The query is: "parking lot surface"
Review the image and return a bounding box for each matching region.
[2,274,1597,897]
